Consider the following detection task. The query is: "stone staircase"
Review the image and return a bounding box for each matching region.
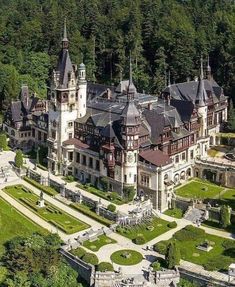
[184,207,205,223]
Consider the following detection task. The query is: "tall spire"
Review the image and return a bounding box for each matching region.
[127,55,136,100]
[168,70,171,86]
[206,54,211,80]
[200,56,204,80]
[62,18,69,49]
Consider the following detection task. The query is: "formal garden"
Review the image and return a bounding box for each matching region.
[110,249,143,266]
[116,217,176,244]
[175,178,224,199]
[82,234,116,252]
[154,225,235,271]
[4,185,89,234]
[0,198,46,255]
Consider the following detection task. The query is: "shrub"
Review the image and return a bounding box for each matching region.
[100,177,108,191]
[107,204,116,212]
[123,186,135,201]
[15,149,23,168]
[222,239,235,250]
[203,255,232,271]
[97,262,114,272]
[151,261,161,271]
[133,235,146,245]
[167,221,177,229]
[82,252,99,265]
[64,175,75,182]
[166,242,181,269]
[220,205,231,228]
[174,225,205,241]
[71,247,86,258]
[153,241,169,255]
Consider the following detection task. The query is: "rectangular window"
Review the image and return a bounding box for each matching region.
[68,152,73,161]
[68,122,73,128]
[32,128,35,137]
[76,153,80,163]
[96,160,100,171]
[190,150,194,159]
[69,133,72,139]
[82,155,86,165]
[89,157,93,168]
[38,131,41,141]
[175,155,179,163]
[134,174,137,182]
[182,153,186,160]
[124,175,127,183]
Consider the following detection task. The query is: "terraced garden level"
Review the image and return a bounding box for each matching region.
[0,197,47,255]
[4,185,89,234]
[83,235,116,252]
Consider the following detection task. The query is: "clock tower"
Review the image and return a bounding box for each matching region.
[121,60,140,189]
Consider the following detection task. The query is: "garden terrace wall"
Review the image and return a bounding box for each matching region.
[173,198,192,212]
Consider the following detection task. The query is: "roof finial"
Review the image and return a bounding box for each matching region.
[127,53,136,100]
[168,70,171,86]
[62,18,69,49]
[200,56,204,80]
[206,54,212,80]
[129,53,133,85]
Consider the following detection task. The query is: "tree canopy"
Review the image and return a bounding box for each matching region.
[0,0,235,103]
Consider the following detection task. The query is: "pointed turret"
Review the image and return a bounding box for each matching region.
[62,18,69,49]
[206,55,212,80]
[195,57,208,107]
[127,57,136,100]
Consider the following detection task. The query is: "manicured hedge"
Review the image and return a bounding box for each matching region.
[153,241,169,255]
[71,247,86,258]
[203,255,233,271]
[174,225,205,241]
[20,197,39,212]
[97,262,114,272]
[167,221,177,228]
[107,204,116,212]
[24,176,57,196]
[133,235,146,245]
[70,203,113,227]
[82,252,99,265]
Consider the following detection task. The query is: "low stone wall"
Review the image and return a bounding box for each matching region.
[173,197,192,212]
[60,248,95,286]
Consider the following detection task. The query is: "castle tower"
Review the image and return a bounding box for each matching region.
[121,59,140,190]
[47,20,87,174]
[195,57,209,156]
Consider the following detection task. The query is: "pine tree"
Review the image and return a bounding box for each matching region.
[165,242,180,269]
[220,205,231,229]
[15,150,23,169]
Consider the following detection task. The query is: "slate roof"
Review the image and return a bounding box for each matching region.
[139,149,172,167]
[121,100,140,126]
[163,79,223,103]
[56,49,73,87]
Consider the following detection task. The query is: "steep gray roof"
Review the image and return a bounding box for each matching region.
[56,49,73,87]
[121,100,140,126]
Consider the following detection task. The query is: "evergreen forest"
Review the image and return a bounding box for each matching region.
[0,0,235,103]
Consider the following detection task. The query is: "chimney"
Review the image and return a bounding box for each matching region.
[107,88,112,100]
[148,103,153,110]
[167,95,171,106]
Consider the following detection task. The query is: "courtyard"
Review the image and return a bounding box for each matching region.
[4,185,90,234]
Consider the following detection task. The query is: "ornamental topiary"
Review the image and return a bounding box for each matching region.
[15,149,23,168]
[97,262,114,272]
[82,252,99,266]
[133,235,146,245]
[167,221,177,229]
[165,242,181,269]
[151,261,161,271]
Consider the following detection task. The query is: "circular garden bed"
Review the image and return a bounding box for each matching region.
[110,249,143,266]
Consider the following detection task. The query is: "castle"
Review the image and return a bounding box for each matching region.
[3,23,228,211]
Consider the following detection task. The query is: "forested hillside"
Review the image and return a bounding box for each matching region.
[0,0,235,103]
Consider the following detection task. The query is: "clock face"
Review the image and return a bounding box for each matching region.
[127,152,135,164]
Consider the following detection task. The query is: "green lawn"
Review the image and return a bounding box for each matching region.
[175,179,224,199]
[156,226,235,271]
[110,249,143,265]
[164,208,184,219]
[116,217,172,243]
[4,185,89,234]
[0,197,47,255]
[83,235,116,252]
